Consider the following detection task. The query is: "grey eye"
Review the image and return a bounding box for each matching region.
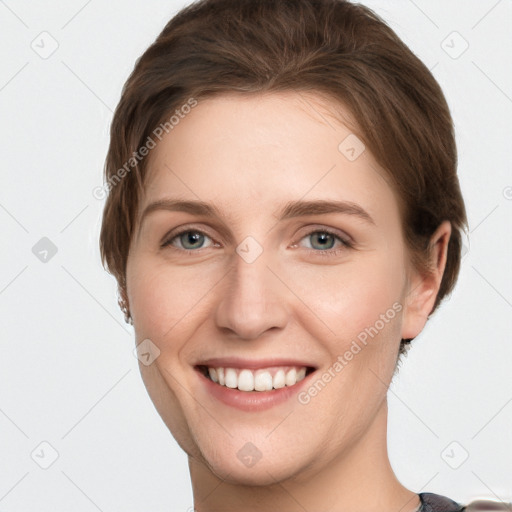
[164,230,214,250]
[308,232,336,250]
[179,231,208,250]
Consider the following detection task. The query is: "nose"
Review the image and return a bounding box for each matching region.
[213,248,290,341]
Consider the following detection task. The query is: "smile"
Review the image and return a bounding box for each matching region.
[197,365,314,391]
[194,361,317,412]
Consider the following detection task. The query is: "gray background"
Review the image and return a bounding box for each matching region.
[0,0,511,510]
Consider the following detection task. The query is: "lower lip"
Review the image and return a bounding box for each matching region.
[196,369,315,412]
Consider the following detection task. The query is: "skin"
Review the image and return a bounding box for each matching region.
[124,91,451,512]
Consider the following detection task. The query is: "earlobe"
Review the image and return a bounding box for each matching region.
[401,220,452,340]
[118,286,133,324]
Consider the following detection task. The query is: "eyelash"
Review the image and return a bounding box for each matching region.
[161,226,353,257]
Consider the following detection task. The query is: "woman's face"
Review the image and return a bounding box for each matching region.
[125,92,429,484]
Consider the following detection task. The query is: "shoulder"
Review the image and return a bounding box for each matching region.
[418,492,465,512]
[419,492,512,512]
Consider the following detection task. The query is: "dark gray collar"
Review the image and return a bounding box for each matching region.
[419,492,465,512]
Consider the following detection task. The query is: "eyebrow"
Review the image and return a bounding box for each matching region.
[139,198,375,230]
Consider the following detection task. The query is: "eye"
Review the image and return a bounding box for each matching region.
[296,228,353,255]
[162,228,215,251]
[161,226,353,256]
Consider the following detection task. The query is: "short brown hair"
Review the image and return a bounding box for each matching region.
[100,0,468,359]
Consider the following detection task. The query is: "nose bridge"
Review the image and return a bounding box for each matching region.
[214,242,288,340]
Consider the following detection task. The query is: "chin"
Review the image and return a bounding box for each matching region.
[206,454,305,487]
[189,432,316,487]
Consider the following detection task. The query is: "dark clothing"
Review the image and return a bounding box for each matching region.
[418,492,465,512]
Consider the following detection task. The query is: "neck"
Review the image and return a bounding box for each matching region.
[188,400,420,512]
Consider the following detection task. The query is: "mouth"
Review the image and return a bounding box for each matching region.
[195,364,316,392]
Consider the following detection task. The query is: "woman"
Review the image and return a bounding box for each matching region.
[100,1,471,510]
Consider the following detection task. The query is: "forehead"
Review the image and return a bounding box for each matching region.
[141,91,398,225]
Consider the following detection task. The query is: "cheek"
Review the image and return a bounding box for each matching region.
[294,251,406,348]
[301,255,405,431]
[127,257,223,343]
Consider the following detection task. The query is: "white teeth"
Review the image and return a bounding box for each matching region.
[217,367,225,386]
[273,369,286,389]
[208,368,218,383]
[224,368,238,388]
[203,365,310,391]
[237,369,254,391]
[254,370,273,391]
[285,368,297,386]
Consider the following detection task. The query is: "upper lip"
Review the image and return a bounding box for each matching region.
[194,357,317,370]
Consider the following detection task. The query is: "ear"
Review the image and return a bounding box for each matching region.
[118,285,132,324]
[401,220,451,340]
